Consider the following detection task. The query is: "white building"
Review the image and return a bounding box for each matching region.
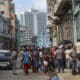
[37,33,50,48]
[20,9,50,47]
[20,9,47,35]
[20,27,33,47]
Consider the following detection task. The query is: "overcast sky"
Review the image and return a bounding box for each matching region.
[13,0,47,15]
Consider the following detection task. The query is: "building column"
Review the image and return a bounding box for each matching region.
[72,0,77,43]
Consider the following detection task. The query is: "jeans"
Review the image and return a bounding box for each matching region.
[13,63,16,73]
[57,59,64,72]
[71,59,77,74]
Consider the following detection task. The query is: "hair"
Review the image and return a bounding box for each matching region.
[77,39,80,42]
[24,48,28,52]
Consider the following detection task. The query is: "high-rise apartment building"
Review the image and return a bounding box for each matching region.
[20,9,47,35]
[20,9,50,48]
[20,27,33,48]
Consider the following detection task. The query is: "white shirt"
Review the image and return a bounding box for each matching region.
[12,51,17,57]
[65,49,70,59]
[39,51,43,57]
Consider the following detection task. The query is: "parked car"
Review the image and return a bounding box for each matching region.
[0,50,12,69]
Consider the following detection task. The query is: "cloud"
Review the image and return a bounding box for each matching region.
[33,0,47,12]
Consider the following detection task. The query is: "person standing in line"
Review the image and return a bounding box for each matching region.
[22,48,30,74]
[11,49,18,75]
[70,44,77,75]
[56,45,64,73]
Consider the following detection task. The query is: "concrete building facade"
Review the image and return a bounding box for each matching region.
[0,0,16,49]
[47,0,58,47]
[47,0,73,45]
[72,0,80,42]
[0,14,11,49]
[20,10,47,36]
[37,33,50,48]
[20,27,33,48]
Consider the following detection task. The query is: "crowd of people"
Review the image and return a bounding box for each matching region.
[11,44,80,75]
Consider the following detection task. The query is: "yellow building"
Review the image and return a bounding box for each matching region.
[0,0,16,49]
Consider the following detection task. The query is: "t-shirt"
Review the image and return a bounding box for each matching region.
[39,51,43,57]
[12,51,17,60]
[23,52,29,64]
[56,49,63,59]
[65,49,71,59]
[70,49,76,59]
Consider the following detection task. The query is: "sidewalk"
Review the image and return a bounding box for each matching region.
[57,69,80,80]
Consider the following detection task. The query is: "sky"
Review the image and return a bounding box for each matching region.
[13,0,47,15]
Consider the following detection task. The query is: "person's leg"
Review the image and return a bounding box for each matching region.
[48,62,51,72]
[57,59,61,72]
[25,64,29,74]
[24,64,28,74]
[61,59,64,73]
[51,60,55,72]
[74,60,77,74]
[44,65,48,74]
[71,60,77,75]
[13,63,16,74]
[78,67,80,73]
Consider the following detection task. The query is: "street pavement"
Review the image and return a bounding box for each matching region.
[0,69,80,80]
[0,69,50,80]
[58,69,80,80]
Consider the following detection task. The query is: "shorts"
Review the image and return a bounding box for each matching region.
[24,64,29,70]
[43,60,48,65]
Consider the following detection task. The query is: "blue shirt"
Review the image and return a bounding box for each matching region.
[23,52,29,64]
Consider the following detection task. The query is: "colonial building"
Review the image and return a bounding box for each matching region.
[0,0,16,49]
[0,14,11,49]
[47,0,58,46]
[47,0,73,45]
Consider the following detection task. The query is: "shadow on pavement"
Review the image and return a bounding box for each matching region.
[0,66,12,70]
